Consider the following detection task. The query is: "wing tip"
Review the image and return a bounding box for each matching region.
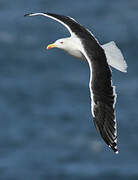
[114,148,119,154]
[24,12,46,17]
[115,150,119,154]
[109,143,119,154]
[24,13,33,17]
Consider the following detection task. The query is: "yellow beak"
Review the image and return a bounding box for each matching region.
[47,44,56,50]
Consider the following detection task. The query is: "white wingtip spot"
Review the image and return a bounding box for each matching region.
[115,151,119,154]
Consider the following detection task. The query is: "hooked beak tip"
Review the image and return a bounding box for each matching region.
[47,44,56,50]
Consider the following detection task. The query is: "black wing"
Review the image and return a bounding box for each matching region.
[24,12,99,44]
[24,12,88,37]
[82,42,118,154]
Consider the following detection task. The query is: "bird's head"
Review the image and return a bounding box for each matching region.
[47,38,71,50]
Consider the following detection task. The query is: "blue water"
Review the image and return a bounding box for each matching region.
[0,0,138,179]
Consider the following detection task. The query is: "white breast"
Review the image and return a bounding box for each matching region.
[67,49,84,59]
[63,36,85,59]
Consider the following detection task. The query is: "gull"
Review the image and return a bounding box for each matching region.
[24,12,127,153]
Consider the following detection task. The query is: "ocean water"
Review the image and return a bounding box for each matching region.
[0,0,138,179]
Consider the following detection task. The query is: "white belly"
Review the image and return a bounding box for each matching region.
[67,49,84,59]
[61,36,85,60]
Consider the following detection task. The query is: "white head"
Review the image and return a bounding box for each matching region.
[46,37,83,60]
[47,38,74,51]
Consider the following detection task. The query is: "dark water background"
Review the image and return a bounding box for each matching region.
[0,0,138,179]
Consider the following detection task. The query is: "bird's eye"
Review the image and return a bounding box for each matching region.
[60,42,63,44]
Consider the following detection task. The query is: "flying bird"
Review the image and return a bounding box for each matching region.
[24,12,127,153]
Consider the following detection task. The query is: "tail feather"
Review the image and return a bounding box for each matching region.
[102,41,127,73]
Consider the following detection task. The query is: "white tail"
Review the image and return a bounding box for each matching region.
[102,41,127,73]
